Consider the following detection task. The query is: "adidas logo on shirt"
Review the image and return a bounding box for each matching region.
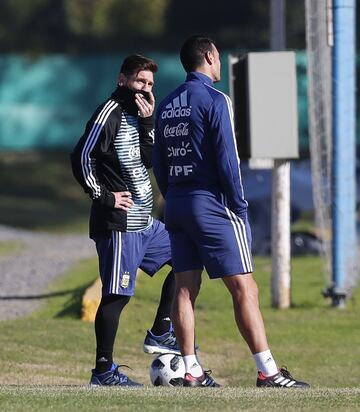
[161,90,192,119]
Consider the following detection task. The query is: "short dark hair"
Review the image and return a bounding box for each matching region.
[180,35,216,73]
[120,54,158,77]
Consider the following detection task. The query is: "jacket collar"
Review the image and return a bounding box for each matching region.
[186,71,213,86]
[111,85,139,116]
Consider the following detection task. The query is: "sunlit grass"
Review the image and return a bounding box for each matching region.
[0,255,359,412]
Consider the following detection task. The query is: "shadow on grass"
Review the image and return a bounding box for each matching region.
[0,290,75,300]
[53,279,96,319]
[0,279,96,319]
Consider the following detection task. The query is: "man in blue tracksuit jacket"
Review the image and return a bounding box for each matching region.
[153,35,309,388]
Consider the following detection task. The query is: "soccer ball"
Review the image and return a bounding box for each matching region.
[149,353,185,387]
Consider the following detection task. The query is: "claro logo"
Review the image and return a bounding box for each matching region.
[161,90,191,119]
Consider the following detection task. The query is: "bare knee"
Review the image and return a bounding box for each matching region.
[223,273,259,303]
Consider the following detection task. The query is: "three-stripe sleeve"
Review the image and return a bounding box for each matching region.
[206,87,248,215]
[70,100,118,205]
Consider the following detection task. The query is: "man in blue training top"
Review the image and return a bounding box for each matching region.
[153,35,309,388]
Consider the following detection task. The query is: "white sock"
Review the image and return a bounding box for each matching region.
[253,350,278,377]
[183,354,203,377]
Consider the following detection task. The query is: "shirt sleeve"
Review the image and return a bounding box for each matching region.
[70,111,117,208]
[208,94,247,214]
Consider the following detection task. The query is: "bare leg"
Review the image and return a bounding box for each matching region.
[222,273,269,354]
[171,270,202,355]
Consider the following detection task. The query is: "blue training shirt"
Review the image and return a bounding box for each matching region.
[153,71,248,215]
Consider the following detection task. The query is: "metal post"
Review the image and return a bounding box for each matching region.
[330,0,356,307]
[270,0,291,308]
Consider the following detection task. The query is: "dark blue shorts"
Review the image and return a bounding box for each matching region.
[165,195,253,278]
[94,219,171,296]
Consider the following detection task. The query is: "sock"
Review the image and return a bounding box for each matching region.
[183,354,203,378]
[150,270,175,336]
[95,353,113,374]
[253,349,278,377]
[94,294,131,374]
[150,317,171,336]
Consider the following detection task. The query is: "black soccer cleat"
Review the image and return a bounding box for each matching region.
[256,367,310,388]
[183,370,220,388]
[90,363,143,387]
[143,330,181,355]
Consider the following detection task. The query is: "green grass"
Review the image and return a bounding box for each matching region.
[33,258,99,319]
[0,151,90,232]
[0,240,25,257]
[0,151,163,233]
[0,255,359,411]
[0,387,359,412]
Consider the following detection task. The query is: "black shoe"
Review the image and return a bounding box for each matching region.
[143,329,199,355]
[143,330,181,355]
[257,367,310,388]
[90,363,143,387]
[183,370,220,387]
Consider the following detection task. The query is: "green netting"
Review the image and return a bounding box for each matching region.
[0,52,353,151]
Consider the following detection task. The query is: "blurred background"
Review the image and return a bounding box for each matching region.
[0,0,359,255]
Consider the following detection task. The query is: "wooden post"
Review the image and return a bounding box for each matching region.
[270,0,291,308]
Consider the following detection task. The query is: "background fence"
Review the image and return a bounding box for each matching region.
[0,52,341,153]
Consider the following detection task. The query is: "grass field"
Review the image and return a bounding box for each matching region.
[0,255,359,411]
[0,151,163,233]
[1,151,359,410]
[0,151,90,232]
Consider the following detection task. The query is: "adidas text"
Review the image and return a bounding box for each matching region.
[161,107,191,119]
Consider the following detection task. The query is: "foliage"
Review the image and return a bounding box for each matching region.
[65,0,168,38]
[0,0,325,54]
[0,0,168,53]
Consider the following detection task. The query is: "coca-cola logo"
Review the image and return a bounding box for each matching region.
[164,122,189,138]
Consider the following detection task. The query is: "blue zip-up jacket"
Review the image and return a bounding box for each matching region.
[153,71,248,215]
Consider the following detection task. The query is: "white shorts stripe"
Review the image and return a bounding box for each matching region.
[227,209,247,271]
[232,215,250,272]
[110,231,121,294]
[221,194,253,273]
[234,215,253,272]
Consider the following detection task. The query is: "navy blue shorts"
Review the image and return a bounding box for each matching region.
[165,195,253,278]
[94,219,171,296]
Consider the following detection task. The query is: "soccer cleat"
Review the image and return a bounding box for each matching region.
[90,363,143,387]
[256,367,310,388]
[183,370,220,388]
[143,330,181,355]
